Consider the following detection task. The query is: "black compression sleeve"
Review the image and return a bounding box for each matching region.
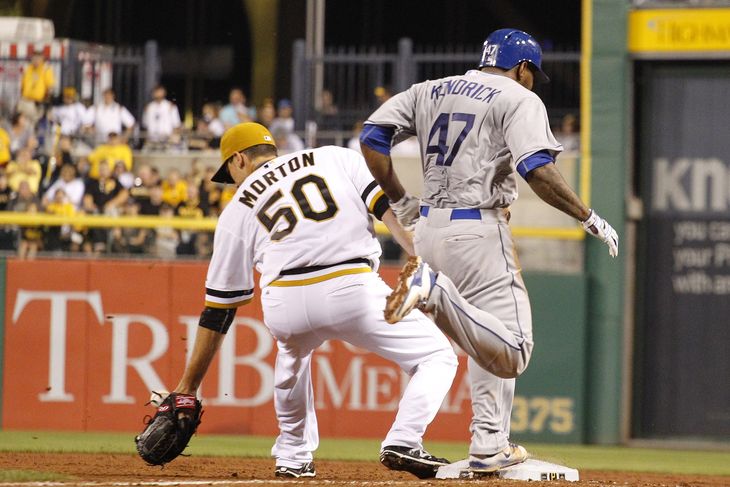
[199,306,237,334]
[372,193,390,221]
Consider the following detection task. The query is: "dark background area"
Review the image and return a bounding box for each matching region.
[33,0,580,116]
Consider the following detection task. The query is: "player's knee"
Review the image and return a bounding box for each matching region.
[481,351,528,379]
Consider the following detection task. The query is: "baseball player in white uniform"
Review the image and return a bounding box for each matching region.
[360,29,618,474]
[170,123,458,479]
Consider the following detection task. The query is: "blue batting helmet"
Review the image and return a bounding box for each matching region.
[478,28,549,83]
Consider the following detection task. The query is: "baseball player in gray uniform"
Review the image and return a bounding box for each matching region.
[360,29,618,474]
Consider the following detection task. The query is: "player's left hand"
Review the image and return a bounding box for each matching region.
[582,209,618,257]
[135,393,203,466]
[391,193,420,231]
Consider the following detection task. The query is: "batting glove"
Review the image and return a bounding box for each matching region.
[582,209,619,257]
[391,193,421,231]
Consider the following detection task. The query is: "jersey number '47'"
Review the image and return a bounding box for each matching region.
[257,174,338,240]
[426,112,475,166]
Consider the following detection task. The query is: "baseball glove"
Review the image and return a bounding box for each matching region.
[135,393,203,466]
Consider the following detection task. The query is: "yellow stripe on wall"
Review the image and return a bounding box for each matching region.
[580,0,593,207]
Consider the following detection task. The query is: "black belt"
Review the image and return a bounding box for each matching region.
[279,258,370,276]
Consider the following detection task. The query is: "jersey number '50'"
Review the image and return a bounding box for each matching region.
[256,174,338,240]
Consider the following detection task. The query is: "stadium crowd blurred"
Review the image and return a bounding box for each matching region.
[0,50,579,261]
[0,50,322,260]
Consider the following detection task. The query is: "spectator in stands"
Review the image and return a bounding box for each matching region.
[85,160,128,215]
[189,160,206,188]
[44,187,76,252]
[87,132,133,179]
[129,164,161,215]
[42,163,85,210]
[84,88,135,143]
[82,160,128,254]
[51,87,87,136]
[271,125,304,155]
[142,85,182,149]
[6,112,36,157]
[18,49,55,126]
[110,200,149,254]
[176,183,205,256]
[256,98,276,127]
[270,98,296,134]
[219,184,236,211]
[7,148,42,194]
[188,103,224,150]
[320,89,339,116]
[0,171,16,250]
[199,166,222,215]
[161,169,188,207]
[114,160,135,189]
[201,103,224,138]
[154,203,178,259]
[347,120,364,153]
[556,113,580,153]
[219,87,255,128]
[146,185,164,216]
[9,180,41,259]
[0,124,10,167]
[317,88,339,129]
[37,134,73,194]
[76,156,90,179]
[374,85,393,105]
[53,134,74,166]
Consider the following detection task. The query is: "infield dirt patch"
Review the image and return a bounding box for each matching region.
[0,452,727,486]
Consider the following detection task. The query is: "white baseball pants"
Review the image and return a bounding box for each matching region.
[261,271,457,468]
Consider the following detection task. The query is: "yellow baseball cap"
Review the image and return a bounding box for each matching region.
[212,122,276,183]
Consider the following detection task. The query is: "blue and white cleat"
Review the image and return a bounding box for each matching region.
[469,443,529,474]
[384,256,435,324]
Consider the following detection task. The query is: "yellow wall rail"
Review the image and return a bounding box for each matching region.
[0,211,585,240]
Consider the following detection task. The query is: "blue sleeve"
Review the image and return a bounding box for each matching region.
[516,150,555,180]
[359,124,395,156]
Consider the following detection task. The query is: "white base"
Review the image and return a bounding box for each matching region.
[435,458,580,481]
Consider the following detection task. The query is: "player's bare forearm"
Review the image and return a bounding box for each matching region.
[382,208,415,256]
[361,145,407,202]
[526,164,590,221]
[175,326,225,395]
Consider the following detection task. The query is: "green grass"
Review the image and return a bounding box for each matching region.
[0,470,73,482]
[0,431,728,476]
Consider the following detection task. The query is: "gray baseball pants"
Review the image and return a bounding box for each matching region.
[413,207,534,456]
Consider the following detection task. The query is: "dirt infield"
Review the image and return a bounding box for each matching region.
[0,452,727,487]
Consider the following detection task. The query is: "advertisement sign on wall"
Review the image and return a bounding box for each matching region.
[1,259,585,442]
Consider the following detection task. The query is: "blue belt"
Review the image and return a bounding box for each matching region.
[419,206,482,220]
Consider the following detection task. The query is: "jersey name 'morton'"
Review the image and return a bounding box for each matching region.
[239,151,316,208]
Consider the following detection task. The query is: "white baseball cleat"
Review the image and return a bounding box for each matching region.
[469,443,529,473]
[384,256,435,324]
